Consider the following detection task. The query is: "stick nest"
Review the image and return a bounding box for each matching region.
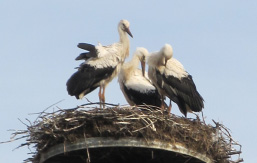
[6,103,243,163]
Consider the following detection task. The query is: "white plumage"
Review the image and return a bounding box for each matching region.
[147,44,204,116]
[67,19,133,106]
[124,73,156,94]
[118,48,162,107]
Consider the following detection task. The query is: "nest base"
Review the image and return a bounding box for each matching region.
[41,137,210,163]
[4,104,242,163]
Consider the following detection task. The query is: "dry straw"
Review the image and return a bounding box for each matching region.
[2,103,243,163]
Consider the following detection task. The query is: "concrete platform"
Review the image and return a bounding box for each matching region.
[40,137,212,163]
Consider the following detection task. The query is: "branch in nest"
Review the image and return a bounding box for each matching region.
[4,103,243,163]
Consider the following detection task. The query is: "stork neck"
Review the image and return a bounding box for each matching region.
[123,56,138,77]
[130,55,140,69]
[152,52,165,66]
[120,33,129,44]
[118,27,126,41]
[124,54,138,69]
[160,57,166,66]
[118,29,130,59]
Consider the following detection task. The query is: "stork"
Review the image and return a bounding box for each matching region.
[66,20,133,107]
[118,48,162,108]
[147,44,204,116]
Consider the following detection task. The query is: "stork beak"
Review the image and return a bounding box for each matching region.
[125,27,133,38]
[141,60,146,77]
[164,58,168,67]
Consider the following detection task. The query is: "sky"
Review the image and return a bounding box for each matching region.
[0,0,256,162]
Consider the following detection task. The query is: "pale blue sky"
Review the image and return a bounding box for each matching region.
[1,1,256,162]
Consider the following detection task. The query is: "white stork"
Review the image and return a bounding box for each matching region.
[147,44,204,116]
[118,48,162,108]
[66,19,133,106]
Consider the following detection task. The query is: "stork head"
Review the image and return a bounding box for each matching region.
[135,47,149,77]
[119,19,133,38]
[161,44,173,66]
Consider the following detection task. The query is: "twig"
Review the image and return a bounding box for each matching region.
[5,103,243,163]
[83,131,91,163]
[18,118,29,128]
[31,99,65,121]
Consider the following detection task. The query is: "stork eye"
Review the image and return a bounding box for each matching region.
[122,23,126,29]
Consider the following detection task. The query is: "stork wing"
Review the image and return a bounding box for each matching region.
[75,52,97,60]
[76,43,97,60]
[123,72,162,107]
[157,69,204,112]
[77,43,96,51]
[123,82,162,107]
[77,43,121,60]
[66,64,116,99]
[95,43,120,58]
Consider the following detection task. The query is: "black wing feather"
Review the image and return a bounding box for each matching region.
[155,69,204,116]
[164,74,204,110]
[155,70,187,116]
[66,64,116,99]
[123,83,162,107]
[77,43,96,51]
[75,52,97,60]
[76,43,97,60]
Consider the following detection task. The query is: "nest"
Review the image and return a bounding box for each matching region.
[5,103,243,163]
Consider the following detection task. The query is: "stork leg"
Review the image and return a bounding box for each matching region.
[102,85,106,108]
[161,95,165,111]
[167,99,172,114]
[98,86,102,108]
